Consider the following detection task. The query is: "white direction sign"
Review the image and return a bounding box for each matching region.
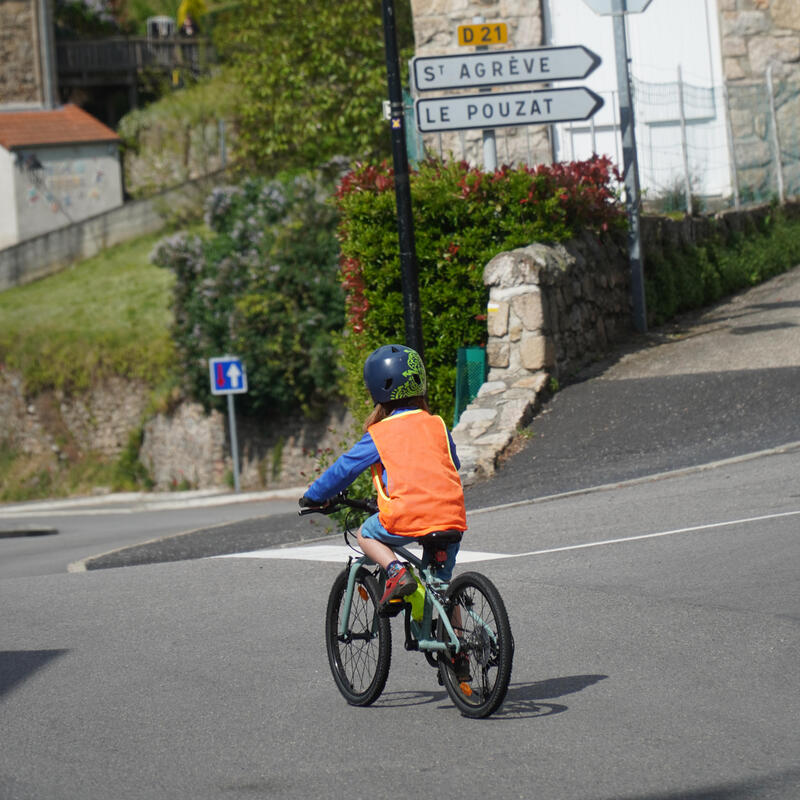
[582,0,653,14]
[412,45,601,92]
[415,87,604,133]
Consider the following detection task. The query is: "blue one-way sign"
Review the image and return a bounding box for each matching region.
[209,356,248,395]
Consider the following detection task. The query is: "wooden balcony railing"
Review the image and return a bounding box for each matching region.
[57,38,214,85]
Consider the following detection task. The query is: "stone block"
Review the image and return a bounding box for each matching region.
[484,246,546,288]
[511,371,549,393]
[511,291,544,332]
[486,300,509,337]
[773,0,800,31]
[519,332,555,370]
[456,407,497,426]
[477,380,507,397]
[486,338,510,367]
[748,35,800,75]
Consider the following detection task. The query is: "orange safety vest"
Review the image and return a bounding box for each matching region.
[368,409,467,537]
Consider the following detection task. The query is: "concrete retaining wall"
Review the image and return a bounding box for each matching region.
[0,173,221,292]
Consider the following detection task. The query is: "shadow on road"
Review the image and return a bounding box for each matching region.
[0,649,68,698]
[596,767,800,800]
[491,673,608,720]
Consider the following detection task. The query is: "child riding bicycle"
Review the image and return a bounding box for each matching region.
[299,344,467,608]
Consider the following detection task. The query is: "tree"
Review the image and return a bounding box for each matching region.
[219,0,414,171]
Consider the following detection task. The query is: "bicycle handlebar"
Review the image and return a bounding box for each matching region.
[298,492,378,517]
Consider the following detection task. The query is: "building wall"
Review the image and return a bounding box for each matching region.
[410,0,551,167]
[719,0,800,83]
[0,0,41,107]
[11,142,123,242]
[0,149,19,248]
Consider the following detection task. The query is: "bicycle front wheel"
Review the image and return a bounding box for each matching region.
[438,571,513,718]
[325,566,391,706]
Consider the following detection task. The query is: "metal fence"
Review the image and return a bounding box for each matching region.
[420,69,800,214]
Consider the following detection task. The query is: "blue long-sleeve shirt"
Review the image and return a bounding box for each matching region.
[306,408,460,503]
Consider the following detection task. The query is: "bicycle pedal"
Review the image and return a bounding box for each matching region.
[378,599,408,618]
[459,682,473,697]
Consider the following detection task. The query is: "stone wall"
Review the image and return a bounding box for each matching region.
[719,0,800,83]
[453,232,631,483]
[0,364,354,493]
[0,0,40,106]
[452,200,800,484]
[0,369,150,473]
[720,0,800,197]
[138,402,355,492]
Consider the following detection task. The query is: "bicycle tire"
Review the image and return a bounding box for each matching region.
[437,571,513,718]
[325,566,391,706]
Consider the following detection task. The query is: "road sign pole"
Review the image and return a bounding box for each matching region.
[227,393,240,493]
[612,0,648,333]
[474,16,498,173]
[382,0,424,357]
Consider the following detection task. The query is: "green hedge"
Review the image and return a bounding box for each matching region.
[644,208,800,325]
[335,156,627,424]
[150,171,344,418]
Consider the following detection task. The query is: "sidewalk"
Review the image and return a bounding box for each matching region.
[0,486,307,536]
[465,263,800,509]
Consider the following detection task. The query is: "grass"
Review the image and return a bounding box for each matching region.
[0,231,178,501]
[0,232,177,395]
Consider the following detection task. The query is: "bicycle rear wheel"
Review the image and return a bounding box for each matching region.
[325,566,391,706]
[437,571,513,718]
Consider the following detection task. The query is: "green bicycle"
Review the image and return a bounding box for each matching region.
[300,493,514,718]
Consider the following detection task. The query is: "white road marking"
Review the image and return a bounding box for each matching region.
[213,509,800,565]
[513,509,800,558]
[213,544,510,564]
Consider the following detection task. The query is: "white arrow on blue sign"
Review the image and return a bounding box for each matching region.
[415,86,604,133]
[209,356,248,395]
[412,45,601,93]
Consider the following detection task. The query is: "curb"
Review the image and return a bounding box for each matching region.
[467,440,800,516]
[0,525,58,538]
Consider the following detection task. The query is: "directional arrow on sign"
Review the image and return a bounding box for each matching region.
[226,363,243,389]
[415,86,604,133]
[412,45,601,92]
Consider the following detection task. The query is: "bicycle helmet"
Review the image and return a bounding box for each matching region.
[363,344,427,404]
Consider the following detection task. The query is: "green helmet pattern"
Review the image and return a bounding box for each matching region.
[390,348,426,400]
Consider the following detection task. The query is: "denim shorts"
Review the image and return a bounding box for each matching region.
[360,512,460,582]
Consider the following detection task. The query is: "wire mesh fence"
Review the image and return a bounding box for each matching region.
[419,70,800,214]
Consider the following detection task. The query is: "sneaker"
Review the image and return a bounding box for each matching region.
[452,652,472,682]
[380,566,417,606]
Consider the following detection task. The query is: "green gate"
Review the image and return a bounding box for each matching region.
[453,346,487,427]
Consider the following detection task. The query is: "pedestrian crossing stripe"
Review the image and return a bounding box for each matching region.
[213,544,511,564]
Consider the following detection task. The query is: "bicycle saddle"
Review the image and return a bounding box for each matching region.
[415,529,463,548]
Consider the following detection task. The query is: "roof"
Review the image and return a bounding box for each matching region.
[0,104,119,150]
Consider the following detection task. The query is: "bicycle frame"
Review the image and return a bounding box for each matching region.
[339,545,462,655]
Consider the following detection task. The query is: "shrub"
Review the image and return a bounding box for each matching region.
[151,171,344,418]
[643,208,800,325]
[335,156,626,424]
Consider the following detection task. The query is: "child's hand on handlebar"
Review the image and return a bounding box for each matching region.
[298,494,329,509]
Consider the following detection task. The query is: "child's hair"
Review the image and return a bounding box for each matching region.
[363,395,430,432]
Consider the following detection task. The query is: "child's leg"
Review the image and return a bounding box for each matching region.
[356,528,395,570]
[358,513,417,604]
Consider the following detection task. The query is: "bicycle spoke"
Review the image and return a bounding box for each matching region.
[437,572,513,718]
[326,568,391,706]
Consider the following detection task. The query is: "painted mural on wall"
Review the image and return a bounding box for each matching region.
[12,143,123,239]
[19,153,111,216]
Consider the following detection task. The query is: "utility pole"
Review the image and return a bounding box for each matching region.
[381,0,424,357]
[611,0,647,333]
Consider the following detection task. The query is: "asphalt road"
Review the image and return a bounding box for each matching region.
[1,448,798,800]
[1,266,799,799]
